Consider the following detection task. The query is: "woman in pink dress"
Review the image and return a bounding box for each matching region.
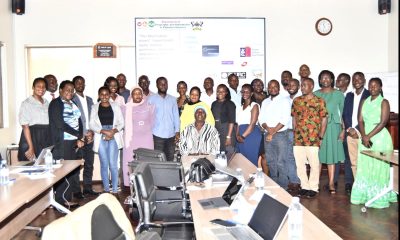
[122,86,155,187]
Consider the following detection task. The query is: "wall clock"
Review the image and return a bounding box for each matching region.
[315,18,332,36]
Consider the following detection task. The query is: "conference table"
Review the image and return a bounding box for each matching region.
[183,153,341,240]
[0,160,83,240]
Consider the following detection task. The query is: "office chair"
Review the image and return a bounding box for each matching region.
[131,162,194,239]
[42,193,161,240]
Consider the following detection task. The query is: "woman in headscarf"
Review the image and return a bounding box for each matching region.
[122,86,155,187]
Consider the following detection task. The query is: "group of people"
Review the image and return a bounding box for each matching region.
[17,63,396,209]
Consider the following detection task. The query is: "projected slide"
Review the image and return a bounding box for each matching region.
[135,17,266,95]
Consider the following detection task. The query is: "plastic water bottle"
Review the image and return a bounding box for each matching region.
[255,167,264,190]
[236,168,245,183]
[288,197,303,240]
[44,149,53,171]
[0,159,10,185]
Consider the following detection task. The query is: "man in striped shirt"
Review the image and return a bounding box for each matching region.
[179,106,220,155]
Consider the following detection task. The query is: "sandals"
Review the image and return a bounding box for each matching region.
[329,184,336,194]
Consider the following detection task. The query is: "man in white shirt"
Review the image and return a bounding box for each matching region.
[227,73,241,107]
[201,77,216,107]
[336,72,370,194]
[43,74,59,102]
[280,70,292,98]
[72,76,99,197]
[259,80,291,189]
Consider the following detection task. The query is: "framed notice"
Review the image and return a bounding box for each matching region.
[93,43,116,58]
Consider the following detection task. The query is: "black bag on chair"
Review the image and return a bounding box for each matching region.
[188,158,215,183]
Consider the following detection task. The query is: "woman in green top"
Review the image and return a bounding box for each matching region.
[314,70,345,194]
[350,78,396,208]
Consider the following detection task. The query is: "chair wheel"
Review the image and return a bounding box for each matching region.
[361,206,367,213]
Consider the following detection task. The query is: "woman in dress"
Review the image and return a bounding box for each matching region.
[236,84,262,166]
[314,70,345,194]
[180,86,215,131]
[176,81,189,116]
[251,78,269,172]
[350,78,397,208]
[211,84,236,156]
[104,76,125,107]
[90,86,124,195]
[122,86,155,187]
[18,77,51,161]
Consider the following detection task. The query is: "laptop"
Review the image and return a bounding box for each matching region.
[25,145,54,166]
[198,176,243,209]
[211,193,289,240]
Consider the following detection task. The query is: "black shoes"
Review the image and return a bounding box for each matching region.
[73,192,85,200]
[83,189,101,196]
[298,189,309,197]
[307,190,318,198]
[287,183,301,193]
[298,189,318,198]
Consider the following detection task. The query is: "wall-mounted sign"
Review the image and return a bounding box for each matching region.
[93,43,116,58]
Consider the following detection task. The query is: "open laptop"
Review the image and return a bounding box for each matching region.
[211,193,289,240]
[214,150,238,179]
[25,145,54,166]
[198,176,243,209]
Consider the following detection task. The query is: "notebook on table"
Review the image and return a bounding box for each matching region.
[211,193,289,240]
[198,176,243,209]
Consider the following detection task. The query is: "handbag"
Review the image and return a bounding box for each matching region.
[188,158,215,183]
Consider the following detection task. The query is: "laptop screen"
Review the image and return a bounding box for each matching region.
[221,177,242,205]
[33,145,54,166]
[248,194,289,240]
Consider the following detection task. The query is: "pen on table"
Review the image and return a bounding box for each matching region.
[9,178,16,182]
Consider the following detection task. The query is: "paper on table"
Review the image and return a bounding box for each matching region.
[27,172,55,180]
[249,190,276,202]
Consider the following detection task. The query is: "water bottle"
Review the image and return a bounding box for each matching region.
[288,197,303,240]
[220,151,227,167]
[236,168,245,183]
[44,149,53,171]
[255,167,264,190]
[0,159,10,185]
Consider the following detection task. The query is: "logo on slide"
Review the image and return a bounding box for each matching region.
[240,47,251,57]
[191,21,203,31]
[136,21,155,28]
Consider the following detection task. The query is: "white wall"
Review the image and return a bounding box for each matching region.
[0,0,17,157]
[1,0,398,154]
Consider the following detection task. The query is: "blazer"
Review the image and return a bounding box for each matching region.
[72,94,94,134]
[342,89,370,131]
[89,102,125,152]
[48,97,83,159]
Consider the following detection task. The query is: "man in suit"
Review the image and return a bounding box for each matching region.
[72,76,100,197]
[338,72,370,194]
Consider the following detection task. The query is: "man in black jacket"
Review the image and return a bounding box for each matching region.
[336,72,370,194]
[49,80,84,207]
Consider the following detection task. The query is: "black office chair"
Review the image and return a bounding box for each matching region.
[131,162,194,240]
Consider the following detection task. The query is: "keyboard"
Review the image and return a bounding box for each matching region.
[227,226,261,240]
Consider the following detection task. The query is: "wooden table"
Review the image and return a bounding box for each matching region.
[0,160,83,240]
[183,153,342,240]
[360,150,398,209]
